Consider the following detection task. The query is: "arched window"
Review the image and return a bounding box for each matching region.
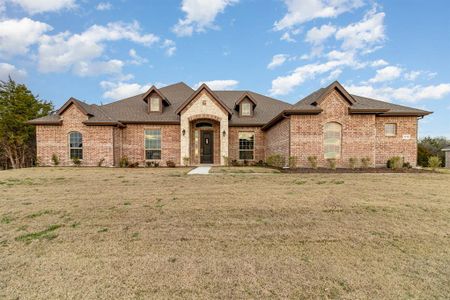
[324,122,342,159]
[69,132,83,159]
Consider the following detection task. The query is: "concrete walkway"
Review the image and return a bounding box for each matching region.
[188,166,211,175]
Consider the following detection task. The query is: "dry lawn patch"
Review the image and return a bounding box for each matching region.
[0,167,449,299]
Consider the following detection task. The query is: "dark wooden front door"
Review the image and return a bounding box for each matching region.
[200,131,213,164]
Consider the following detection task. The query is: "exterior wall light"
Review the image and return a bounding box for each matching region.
[222,130,226,137]
[182,129,186,136]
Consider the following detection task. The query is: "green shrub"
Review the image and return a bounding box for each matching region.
[387,156,403,170]
[403,162,412,169]
[51,154,59,166]
[146,161,159,168]
[349,157,358,169]
[128,162,139,168]
[254,160,266,167]
[361,157,371,168]
[288,156,298,169]
[183,156,190,166]
[166,160,176,168]
[327,158,337,170]
[97,158,105,167]
[428,156,442,170]
[231,159,240,166]
[72,157,81,167]
[119,156,129,168]
[266,154,285,168]
[307,156,318,169]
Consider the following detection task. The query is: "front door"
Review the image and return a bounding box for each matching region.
[200,131,213,164]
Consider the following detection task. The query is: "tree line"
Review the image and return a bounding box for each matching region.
[0,77,448,169]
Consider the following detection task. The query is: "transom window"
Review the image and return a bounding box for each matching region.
[324,122,342,159]
[150,97,160,112]
[69,131,83,159]
[145,129,161,159]
[385,123,397,136]
[241,102,251,116]
[239,132,254,160]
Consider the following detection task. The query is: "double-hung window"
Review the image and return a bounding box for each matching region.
[150,97,160,112]
[385,123,397,137]
[145,129,161,159]
[69,132,83,159]
[324,122,342,159]
[239,132,254,160]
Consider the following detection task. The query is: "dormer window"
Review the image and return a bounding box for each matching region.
[150,97,160,112]
[241,102,251,116]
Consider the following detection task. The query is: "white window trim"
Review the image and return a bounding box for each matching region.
[385,123,397,137]
[238,131,255,160]
[323,122,342,160]
[150,97,161,112]
[68,131,83,160]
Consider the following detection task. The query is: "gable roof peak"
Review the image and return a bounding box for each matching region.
[142,85,171,106]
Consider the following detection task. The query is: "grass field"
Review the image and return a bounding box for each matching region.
[1,167,449,299]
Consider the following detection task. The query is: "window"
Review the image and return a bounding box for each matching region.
[324,122,342,159]
[69,132,83,159]
[150,97,160,112]
[241,102,251,116]
[239,132,254,160]
[145,129,161,159]
[385,123,397,136]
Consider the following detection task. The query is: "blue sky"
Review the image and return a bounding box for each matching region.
[0,0,449,138]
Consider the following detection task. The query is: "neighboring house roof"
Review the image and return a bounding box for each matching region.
[442,146,450,152]
[28,81,432,128]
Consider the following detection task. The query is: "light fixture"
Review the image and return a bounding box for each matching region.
[182,129,186,136]
[222,130,226,137]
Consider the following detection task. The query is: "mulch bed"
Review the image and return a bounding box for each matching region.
[281,167,433,174]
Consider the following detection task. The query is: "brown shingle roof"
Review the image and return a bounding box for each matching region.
[28,81,431,127]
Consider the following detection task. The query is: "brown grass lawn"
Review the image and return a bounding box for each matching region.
[1,167,449,299]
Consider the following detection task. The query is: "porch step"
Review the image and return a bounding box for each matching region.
[188,166,211,175]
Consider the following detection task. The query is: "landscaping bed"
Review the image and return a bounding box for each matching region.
[282,167,434,173]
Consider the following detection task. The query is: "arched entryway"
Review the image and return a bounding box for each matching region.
[190,118,221,164]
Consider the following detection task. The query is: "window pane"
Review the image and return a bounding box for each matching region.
[385,124,397,136]
[239,132,254,159]
[324,122,341,159]
[69,132,82,148]
[146,150,161,160]
[145,130,161,159]
[241,102,251,116]
[150,97,160,111]
[70,149,83,159]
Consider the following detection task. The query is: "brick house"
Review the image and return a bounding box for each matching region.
[28,81,431,168]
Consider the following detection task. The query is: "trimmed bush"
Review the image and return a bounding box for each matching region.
[166,160,176,168]
[72,157,81,167]
[327,158,337,170]
[307,156,318,169]
[387,156,403,170]
[146,161,160,168]
[361,157,371,169]
[266,154,285,168]
[288,156,298,169]
[349,157,358,169]
[183,157,190,166]
[428,156,442,170]
[51,154,60,166]
[119,156,129,168]
[128,162,139,168]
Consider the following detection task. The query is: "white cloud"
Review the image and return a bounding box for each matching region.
[321,68,342,84]
[274,0,363,31]
[38,21,159,75]
[9,0,76,14]
[0,62,27,80]
[194,79,239,90]
[128,49,148,65]
[346,83,450,103]
[0,18,52,57]
[172,0,238,37]
[370,59,388,67]
[369,66,402,83]
[162,39,176,56]
[404,70,421,81]
[100,80,151,100]
[73,59,123,77]
[305,24,336,45]
[280,32,296,42]
[0,1,6,14]
[335,7,385,52]
[267,54,289,70]
[96,2,111,11]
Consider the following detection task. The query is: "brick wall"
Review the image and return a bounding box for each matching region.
[446,152,450,168]
[228,126,265,162]
[36,105,114,166]
[265,118,290,163]
[120,124,180,166]
[375,116,417,167]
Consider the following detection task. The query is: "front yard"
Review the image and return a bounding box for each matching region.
[1,167,449,299]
